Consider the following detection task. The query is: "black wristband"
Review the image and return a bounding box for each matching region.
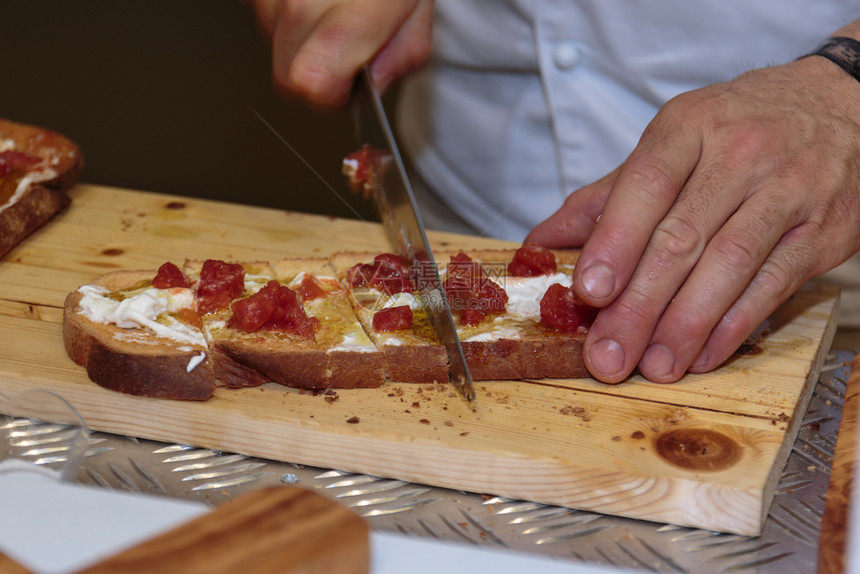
[804,37,860,83]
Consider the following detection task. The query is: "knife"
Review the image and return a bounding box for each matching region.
[350,66,476,405]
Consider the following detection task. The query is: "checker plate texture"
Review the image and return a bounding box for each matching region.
[52,350,853,573]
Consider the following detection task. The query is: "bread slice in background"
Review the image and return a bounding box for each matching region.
[0,118,83,258]
[63,269,214,401]
[274,258,386,389]
[330,252,449,384]
[185,260,329,390]
[436,249,589,381]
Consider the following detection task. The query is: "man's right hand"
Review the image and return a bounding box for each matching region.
[252,0,434,107]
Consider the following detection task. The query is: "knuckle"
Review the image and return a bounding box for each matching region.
[710,232,761,274]
[651,214,704,263]
[624,156,679,203]
[611,286,660,327]
[751,260,793,299]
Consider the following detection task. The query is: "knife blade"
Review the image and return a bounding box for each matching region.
[350,66,475,405]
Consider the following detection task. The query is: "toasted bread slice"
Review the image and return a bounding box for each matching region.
[330,252,449,384]
[436,248,590,380]
[0,119,83,258]
[63,269,214,401]
[184,260,329,390]
[273,258,385,388]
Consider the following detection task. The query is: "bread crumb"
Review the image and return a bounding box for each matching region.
[419,419,431,424]
[559,405,591,421]
[412,401,420,408]
[346,416,360,424]
[444,421,454,427]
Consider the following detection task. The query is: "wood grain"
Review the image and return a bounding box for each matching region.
[81,486,368,574]
[817,354,859,574]
[0,552,30,573]
[0,184,840,536]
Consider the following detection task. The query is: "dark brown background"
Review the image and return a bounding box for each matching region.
[1,0,376,221]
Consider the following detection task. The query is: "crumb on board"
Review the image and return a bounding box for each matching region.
[346,416,360,424]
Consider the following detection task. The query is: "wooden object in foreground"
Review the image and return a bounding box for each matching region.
[817,354,859,574]
[82,486,369,574]
[0,184,840,536]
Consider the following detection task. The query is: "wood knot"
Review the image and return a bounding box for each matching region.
[655,428,741,471]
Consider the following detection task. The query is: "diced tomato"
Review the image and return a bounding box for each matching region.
[539,283,597,333]
[174,307,202,329]
[443,252,508,325]
[372,305,413,332]
[152,262,191,289]
[295,274,328,301]
[229,280,319,338]
[343,144,387,198]
[0,151,40,178]
[459,308,486,327]
[197,260,245,315]
[507,244,557,276]
[348,253,413,295]
[198,291,234,316]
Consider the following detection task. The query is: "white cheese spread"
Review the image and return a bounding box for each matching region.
[244,272,273,294]
[0,174,34,215]
[381,291,421,310]
[501,273,572,319]
[463,325,521,343]
[186,351,207,372]
[77,285,206,347]
[331,331,378,353]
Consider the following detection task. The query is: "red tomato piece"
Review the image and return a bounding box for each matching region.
[347,253,413,295]
[295,274,328,301]
[507,244,557,277]
[372,305,413,332]
[174,307,202,329]
[443,252,508,325]
[151,262,191,289]
[343,144,387,198]
[0,151,40,178]
[459,308,485,327]
[539,283,597,333]
[230,280,319,338]
[197,260,245,315]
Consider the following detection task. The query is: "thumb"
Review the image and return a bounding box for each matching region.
[524,171,617,247]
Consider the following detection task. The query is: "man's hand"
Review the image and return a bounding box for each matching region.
[252,0,434,107]
[527,54,860,384]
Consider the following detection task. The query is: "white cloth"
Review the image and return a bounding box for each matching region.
[396,0,860,325]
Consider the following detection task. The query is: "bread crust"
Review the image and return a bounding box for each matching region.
[63,249,592,400]
[0,118,83,258]
[63,270,214,401]
[437,248,589,381]
[274,257,386,389]
[329,251,450,384]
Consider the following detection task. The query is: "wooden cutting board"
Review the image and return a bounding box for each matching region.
[0,184,839,536]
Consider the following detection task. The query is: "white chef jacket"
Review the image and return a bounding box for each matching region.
[395,0,860,325]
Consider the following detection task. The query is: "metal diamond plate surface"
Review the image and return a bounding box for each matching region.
[63,349,853,573]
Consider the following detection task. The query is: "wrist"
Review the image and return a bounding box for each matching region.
[802,37,860,83]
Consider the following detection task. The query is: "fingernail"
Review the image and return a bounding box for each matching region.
[580,264,615,300]
[590,338,625,376]
[641,343,675,379]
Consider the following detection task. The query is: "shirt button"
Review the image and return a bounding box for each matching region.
[553,43,580,70]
